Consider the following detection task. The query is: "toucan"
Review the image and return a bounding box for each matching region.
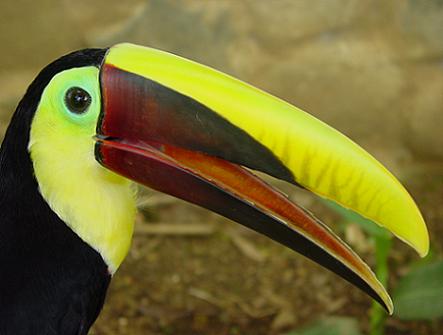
[0,43,428,334]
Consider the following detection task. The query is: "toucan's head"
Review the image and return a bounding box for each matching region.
[15,43,428,314]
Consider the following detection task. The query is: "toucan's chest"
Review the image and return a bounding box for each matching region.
[0,187,111,335]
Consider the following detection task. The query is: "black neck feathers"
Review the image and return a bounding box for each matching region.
[0,48,111,335]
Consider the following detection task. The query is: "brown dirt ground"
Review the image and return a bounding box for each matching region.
[90,166,443,335]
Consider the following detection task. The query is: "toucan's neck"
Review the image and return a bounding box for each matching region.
[0,48,118,334]
[0,106,111,334]
[0,97,36,199]
[28,105,137,272]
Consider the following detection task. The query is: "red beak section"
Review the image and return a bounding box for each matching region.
[95,62,392,313]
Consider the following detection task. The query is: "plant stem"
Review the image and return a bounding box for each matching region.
[369,235,392,335]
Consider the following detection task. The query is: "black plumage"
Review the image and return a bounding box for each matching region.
[0,49,111,335]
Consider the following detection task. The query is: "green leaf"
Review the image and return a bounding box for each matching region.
[284,317,362,335]
[393,261,443,320]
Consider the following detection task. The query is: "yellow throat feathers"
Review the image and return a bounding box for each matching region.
[28,66,136,273]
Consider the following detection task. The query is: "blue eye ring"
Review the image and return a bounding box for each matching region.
[64,87,91,114]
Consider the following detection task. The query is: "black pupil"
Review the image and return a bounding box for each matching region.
[65,87,91,114]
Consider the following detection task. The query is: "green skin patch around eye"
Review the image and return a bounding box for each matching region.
[57,69,100,125]
[28,66,136,273]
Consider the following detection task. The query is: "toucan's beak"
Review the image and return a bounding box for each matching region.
[94,43,429,314]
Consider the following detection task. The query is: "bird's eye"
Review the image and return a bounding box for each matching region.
[64,87,91,114]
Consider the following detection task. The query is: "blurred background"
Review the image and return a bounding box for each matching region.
[1,0,442,334]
